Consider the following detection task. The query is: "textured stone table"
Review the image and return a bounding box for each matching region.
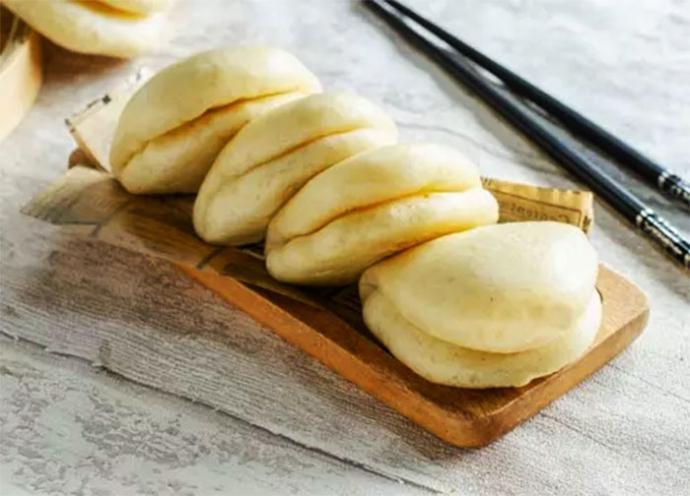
[1,1,689,494]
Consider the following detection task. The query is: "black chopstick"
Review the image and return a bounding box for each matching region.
[364,0,690,269]
[377,0,690,210]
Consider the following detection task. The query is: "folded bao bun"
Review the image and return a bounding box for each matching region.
[362,289,601,388]
[109,46,321,194]
[193,92,397,246]
[359,222,599,354]
[99,0,171,14]
[3,0,166,58]
[265,144,499,286]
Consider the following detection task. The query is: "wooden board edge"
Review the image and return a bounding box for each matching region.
[454,266,650,446]
[176,264,463,427]
[458,303,649,447]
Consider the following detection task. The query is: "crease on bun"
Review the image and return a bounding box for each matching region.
[109,46,321,194]
[98,0,171,14]
[3,0,167,58]
[359,222,599,354]
[358,221,601,387]
[193,91,397,245]
[362,288,601,388]
[265,143,499,285]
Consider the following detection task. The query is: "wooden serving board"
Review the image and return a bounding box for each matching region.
[20,70,648,446]
[23,164,648,447]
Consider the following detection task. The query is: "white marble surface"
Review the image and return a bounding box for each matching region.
[1,0,689,495]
